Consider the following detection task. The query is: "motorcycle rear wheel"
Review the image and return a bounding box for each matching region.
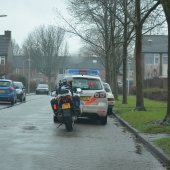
[65,116,73,131]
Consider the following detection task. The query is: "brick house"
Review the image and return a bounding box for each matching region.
[142,35,168,80]
[0,31,13,78]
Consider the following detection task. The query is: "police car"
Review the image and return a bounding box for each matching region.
[63,69,108,125]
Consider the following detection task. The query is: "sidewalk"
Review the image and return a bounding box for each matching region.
[113,113,170,166]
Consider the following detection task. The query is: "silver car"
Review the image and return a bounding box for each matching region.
[103,82,115,115]
[13,81,26,102]
[64,75,108,125]
[36,84,49,95]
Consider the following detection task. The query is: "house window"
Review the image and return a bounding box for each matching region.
[0,56,5,65]
[162,54,168,64]
[145,54,154,64]
[154,54,160,64]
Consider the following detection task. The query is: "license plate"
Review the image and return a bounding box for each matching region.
[80,96,90,101]
[0,90,4,93]
[62,103,70,109]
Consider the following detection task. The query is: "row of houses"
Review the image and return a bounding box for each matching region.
[0,30,168,89]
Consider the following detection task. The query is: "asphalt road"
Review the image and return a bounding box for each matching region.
[0,95,168,170]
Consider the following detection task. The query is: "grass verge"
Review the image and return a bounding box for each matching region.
[154,138,170,156]
[115,95,170,156]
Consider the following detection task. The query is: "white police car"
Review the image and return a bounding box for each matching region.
[63,70,108,125]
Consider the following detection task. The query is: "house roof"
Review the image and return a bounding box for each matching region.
[142,35,168,53]
[0,35,11,56]
[0,31,12,56]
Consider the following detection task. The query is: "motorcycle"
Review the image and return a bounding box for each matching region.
[50,79,81,131]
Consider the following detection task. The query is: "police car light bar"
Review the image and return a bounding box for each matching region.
[64,69,100,76]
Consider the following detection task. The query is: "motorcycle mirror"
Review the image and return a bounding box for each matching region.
[76,88,82,93]
[51,90,56,97]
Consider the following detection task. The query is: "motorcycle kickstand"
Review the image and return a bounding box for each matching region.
[57,123,63,128]
[72,121,75,127]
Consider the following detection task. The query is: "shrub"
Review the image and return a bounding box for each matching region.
[143,88,167,101]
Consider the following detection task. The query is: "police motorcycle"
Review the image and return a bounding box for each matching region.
[50,79,81,131]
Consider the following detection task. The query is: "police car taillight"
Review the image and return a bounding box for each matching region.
[94,92,106,98]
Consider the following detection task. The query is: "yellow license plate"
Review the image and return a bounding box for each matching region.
[80,96,90,101]
[62,103,70,109]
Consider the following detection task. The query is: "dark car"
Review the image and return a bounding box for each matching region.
[0,79,17,105]
[13,81,26,102]
[36,84,49,95]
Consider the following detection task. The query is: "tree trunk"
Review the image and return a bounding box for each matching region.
[122,0,128,104]
[160,0,170,123]
[134,0,146,111]
[122,43,128,104]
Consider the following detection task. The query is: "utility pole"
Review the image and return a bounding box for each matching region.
[28,51,31,93]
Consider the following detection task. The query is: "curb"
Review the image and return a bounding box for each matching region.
[113,113,170,166]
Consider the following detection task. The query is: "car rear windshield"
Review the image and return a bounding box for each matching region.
[0,81,11,87]
[14,82,23,89]
[38,84,49,88]
[103,83,112,92]
[73,78,102,90]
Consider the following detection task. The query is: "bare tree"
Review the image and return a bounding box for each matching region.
[60,0,163,103]
[11,39,22,56]
[23,25,65,89]
[64,0,125,99]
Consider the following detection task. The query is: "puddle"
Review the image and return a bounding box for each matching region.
[121,126,127,133]
[22,125,38,131]
[133,136,143,155]
[135,142,142,154]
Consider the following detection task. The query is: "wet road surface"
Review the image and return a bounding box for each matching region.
[0,95,169,170]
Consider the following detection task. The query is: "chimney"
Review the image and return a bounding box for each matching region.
[4,30,11,39]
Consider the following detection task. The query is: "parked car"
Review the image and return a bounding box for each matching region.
[63,74,108,125]
[36,84,49,95]
[13,81,26,102]
[0,79,17,105]
[103,82,115,115]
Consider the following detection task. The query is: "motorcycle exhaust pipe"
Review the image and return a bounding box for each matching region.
[57,113,63,121]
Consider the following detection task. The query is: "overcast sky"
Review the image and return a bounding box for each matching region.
[0,0,82,54]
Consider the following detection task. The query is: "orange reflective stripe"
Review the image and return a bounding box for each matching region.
[84,97,97,105]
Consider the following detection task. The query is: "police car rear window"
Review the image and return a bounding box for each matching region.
[73,78,102,90]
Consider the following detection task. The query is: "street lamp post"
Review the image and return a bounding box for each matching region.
[0,15,7,17]
[22,57,31,93]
